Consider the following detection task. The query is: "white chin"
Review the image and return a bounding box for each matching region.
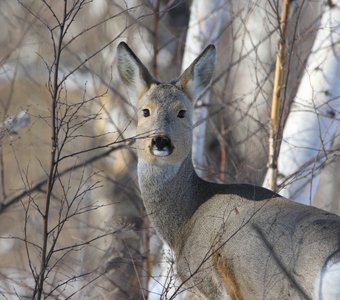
[152,149,171,157]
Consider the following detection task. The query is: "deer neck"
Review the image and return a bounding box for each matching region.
[138,154,200,247]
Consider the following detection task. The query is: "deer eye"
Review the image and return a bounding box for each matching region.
[142,109,150,117]
[177,110,186,118]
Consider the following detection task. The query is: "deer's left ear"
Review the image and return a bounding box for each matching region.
[176,45,216,101]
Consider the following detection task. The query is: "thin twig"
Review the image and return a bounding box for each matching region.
[267,0,291,191]
[35,1,68,298]
[0,139,134,214]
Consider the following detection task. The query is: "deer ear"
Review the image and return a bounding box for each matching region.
[177,45,216,101]
[117,42,155,100]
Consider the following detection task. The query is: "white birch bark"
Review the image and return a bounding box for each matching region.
[220,0,279,183]
[182,0,225,177]
[0,111,30,138]
[264,1,340,205]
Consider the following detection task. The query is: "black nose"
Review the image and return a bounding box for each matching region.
[151,135,171,150]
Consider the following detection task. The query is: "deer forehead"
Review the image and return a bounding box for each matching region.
[138,83,192,112]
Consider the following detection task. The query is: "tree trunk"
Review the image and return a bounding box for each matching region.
[182,0,225,178]
[265,1,340,205]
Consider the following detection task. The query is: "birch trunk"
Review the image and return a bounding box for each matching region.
[182,0,225,178]
[221,0,321,184]
[217,0,278,183]
[264,1,340,205]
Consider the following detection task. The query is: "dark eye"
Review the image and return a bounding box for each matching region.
[177,110,186,118]
[142,109,150,117]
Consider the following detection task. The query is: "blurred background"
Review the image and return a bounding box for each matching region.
[0,0,339,299]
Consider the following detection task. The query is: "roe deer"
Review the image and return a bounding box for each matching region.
[116,42,340,300]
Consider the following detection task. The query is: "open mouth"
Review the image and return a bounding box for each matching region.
[150,135,174,157]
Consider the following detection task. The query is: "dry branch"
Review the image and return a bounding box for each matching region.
[265,0,291,191]
[0,140,133,214]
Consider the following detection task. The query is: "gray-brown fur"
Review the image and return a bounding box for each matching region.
[116,42,340,300]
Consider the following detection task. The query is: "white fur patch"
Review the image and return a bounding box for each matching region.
[151,148,171,157]
[316,261,340,300]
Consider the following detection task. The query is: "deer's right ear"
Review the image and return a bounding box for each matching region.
[117,42,155,100]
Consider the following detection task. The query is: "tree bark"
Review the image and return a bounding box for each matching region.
[182,0,225,178]
[264,1,340,204]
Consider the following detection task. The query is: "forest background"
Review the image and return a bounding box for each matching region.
[0,0,339,299]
